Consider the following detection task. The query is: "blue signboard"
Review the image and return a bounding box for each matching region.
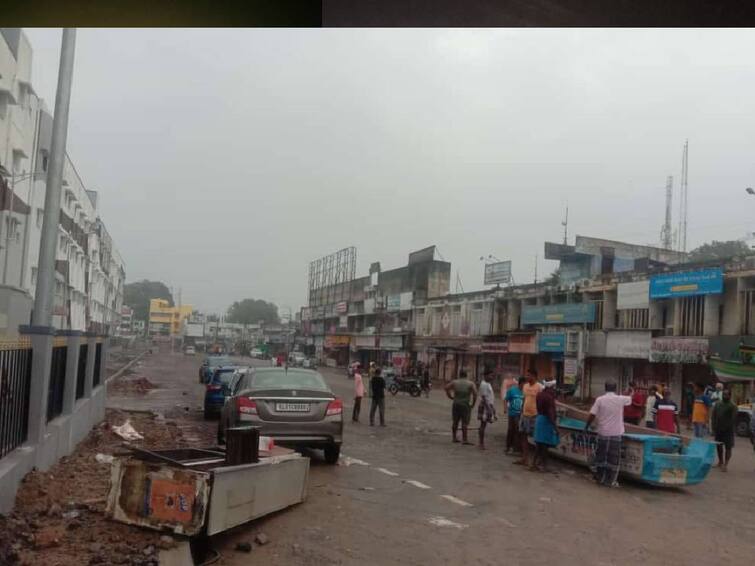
[649,268,723,299]
[538,333,565,353]
[522,303,596,325]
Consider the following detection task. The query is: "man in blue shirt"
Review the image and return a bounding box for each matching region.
[504,377,525,454]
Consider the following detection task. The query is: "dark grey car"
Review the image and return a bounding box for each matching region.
[218,367,343,464]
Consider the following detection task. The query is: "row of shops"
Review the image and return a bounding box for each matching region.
[301,329,753,405]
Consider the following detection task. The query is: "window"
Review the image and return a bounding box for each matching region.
[679,295,705,336]
[617,308,649,329]
[587,300,605,330]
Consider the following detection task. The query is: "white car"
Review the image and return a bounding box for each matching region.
[250,348,264,359]
[184,346,196,355]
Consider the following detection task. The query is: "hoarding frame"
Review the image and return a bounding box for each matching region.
[484,260,512,285]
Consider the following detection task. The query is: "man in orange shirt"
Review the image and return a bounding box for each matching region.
[514,369,542,468]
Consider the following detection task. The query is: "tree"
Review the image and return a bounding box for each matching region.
[688,240,751,262]
[123,280,174,322]
[226,299,279,325]
[544,270,560,286]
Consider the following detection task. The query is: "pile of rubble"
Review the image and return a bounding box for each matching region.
[109,376,157,395]
[0,410,191,565]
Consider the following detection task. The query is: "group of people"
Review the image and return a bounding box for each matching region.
[442,369,749,484]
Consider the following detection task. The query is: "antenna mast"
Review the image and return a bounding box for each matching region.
[678,140,689,253]
[660,175,674,249]
[562,205,569,245]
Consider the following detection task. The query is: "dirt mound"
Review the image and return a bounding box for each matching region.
[1,409,186,566]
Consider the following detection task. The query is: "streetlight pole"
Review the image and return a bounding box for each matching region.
[32,28,76,327]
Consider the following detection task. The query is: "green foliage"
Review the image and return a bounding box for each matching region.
[687,240,751,262]
[544,270,560,285]
[124,280,173,321]
[226,299,279,325]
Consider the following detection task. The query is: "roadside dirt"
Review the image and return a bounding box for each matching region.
[0,409,196,566]
[109,376,158,395]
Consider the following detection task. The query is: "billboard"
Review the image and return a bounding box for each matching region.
[522,303,596,325]
[386,294,401,312]
[649,268,723,299]
[617,280,650,310]
[308,247,357,306]
[649,337,708,363]
[484,261,512,285]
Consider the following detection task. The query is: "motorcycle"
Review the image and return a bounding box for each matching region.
[388,376,422,397]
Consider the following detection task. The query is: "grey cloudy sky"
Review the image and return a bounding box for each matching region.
[24,28,755,314]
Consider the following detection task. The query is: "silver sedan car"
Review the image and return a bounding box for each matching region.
[218,367,343,464]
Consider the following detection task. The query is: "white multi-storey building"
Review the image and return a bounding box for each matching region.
[0,28,124,336]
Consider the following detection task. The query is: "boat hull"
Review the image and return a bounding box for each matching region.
[545,404,716,487]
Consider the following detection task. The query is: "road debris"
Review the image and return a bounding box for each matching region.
[235,541,253,552]
[112,419,144,440]
[94,453,114,464]
[428,516,468,529]
[255,532,270,545]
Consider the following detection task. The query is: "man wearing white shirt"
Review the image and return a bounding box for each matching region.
[585,382,632,487]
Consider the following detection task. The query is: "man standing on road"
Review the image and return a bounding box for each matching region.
[622,381,646,426]
[504,377,525,454]
[586,382,632,487]
[644,385,661,428]
[352,364,364,423]
[691,383,712,438]
[369,367,386,427]
[653,387,681,434]
[711,389,737,472]
[477,371,497,450]
[445,370,477,445]
[421,366,431,398]
[514,370,541,467]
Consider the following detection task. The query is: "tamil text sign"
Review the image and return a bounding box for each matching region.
[324,335,350,348]
[649,268,723,299]
[649,337,708,363]
[522,303,596,325]
[617,280,650,310]
[484,261,512,285]
[538,333,565,353]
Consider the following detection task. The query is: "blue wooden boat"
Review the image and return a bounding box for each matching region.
[546,404,717,487]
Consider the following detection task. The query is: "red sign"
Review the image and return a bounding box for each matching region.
[336,302,348,314]
[508,333,537,354]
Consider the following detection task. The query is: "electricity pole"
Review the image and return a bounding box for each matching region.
[32,29,76,326]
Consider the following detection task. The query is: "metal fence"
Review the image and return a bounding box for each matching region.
[93,342,102,387]
[76,343,88,400]
[0,345,33,459]
[47,345,68,422]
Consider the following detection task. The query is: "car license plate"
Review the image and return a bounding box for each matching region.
[275,403,310,413]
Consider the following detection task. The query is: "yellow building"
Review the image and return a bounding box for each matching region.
[148,299,193,336]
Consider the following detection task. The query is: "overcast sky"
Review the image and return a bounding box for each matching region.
[24,28,755,314]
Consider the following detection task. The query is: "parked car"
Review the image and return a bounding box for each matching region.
[203,366,244,419]
[302,357,317,369]
[184,346,196,355]
[736,403,752,437]
[218,367,343,464]
[199,355,231,384]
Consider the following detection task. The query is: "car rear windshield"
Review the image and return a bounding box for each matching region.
[251,371,328,391]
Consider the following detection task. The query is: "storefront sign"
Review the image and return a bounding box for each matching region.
[522,303,596,325]
[324,335,350,348]
[379,335,403,350]
[538,333,565,353]
[480,342,508,353]
[649,337,709,363]
[508,333,537,354]
[649,268,723,299]
[605,331,651,359]
[338,316,348,328]
[617,280,650,310]
[564,357,578,384]
[336,301,348,314]
[386,294,401,312]
[353,335,376,349]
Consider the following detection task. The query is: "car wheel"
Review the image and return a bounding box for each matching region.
[323,444,341,465]
[735,415,750,437]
